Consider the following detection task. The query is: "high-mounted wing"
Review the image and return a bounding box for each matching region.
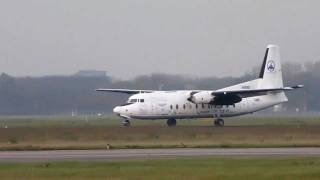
[95,88,154,94]
[188,85,304,105]
[213,85,304,97]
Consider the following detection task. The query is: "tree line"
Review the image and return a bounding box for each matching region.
[0,61,318,115]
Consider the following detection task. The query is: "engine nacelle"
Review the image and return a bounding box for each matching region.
[212,94,242,105]
[188,91,243,105]
[188,91,214,104]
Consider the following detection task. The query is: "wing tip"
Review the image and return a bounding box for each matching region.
[267,44,279,49]
[292,85,304,89]
[95,88,105,91]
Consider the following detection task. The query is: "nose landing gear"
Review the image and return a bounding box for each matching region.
[214,118,224,127]
[122,119,131,127]
[167,118,177,127]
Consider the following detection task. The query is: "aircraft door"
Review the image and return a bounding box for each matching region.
[156,101,168,115]
[151,103,156,114]
[239,98,248,114]
[151,102,162,115]
[139,103,148,115]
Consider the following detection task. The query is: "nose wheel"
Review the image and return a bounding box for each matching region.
[214,118,224,127]
[122,119,131,127]
[167,118,177,127]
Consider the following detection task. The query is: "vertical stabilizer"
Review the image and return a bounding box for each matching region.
[258,45,284,88]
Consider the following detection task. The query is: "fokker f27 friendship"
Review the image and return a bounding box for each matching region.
[97,45,303,127]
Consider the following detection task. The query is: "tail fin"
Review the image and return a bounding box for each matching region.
[258,45,284,89]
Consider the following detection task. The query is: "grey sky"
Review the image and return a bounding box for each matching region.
[0,0,319,79]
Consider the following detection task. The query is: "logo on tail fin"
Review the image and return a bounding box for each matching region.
[267,60,275,72]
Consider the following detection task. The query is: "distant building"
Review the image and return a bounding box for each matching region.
[74,70,107,77]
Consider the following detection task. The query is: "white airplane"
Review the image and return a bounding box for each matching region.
[97,45,303,127]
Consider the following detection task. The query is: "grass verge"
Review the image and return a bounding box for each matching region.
[1,157,320,179]
[1,116,320,150]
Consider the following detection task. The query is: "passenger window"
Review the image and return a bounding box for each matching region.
[196,104,198,109]
[202,104,204,109]
[176,104,179,109]
[170,105,173,110]
[140,99,144,103]
[183,104,186,109]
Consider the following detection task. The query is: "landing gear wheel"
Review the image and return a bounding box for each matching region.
[214,119,224,127]
[122,119,131,127]
[167,118,177,127]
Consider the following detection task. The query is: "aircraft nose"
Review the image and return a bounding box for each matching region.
[113,106,121,114]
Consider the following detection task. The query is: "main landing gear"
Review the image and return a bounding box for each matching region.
[167,118,177,127]
[214,118,224,127]
[122,119,131,127]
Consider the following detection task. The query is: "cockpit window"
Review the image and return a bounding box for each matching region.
[127,99,145,103]
[129,99,138,103]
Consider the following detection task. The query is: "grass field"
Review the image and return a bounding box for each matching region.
[1,157,320,180]
[1,115,319,127]
[0,115,320,150]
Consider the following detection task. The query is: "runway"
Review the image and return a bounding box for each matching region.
[1,148,320,162]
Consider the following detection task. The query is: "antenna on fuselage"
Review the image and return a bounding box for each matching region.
[159,84,164,91]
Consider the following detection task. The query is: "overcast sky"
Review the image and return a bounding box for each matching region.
[0,0,319,79]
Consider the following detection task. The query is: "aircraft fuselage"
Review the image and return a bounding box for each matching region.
[113,90,286,120]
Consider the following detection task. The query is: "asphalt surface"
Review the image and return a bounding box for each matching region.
[1,148,320,162]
